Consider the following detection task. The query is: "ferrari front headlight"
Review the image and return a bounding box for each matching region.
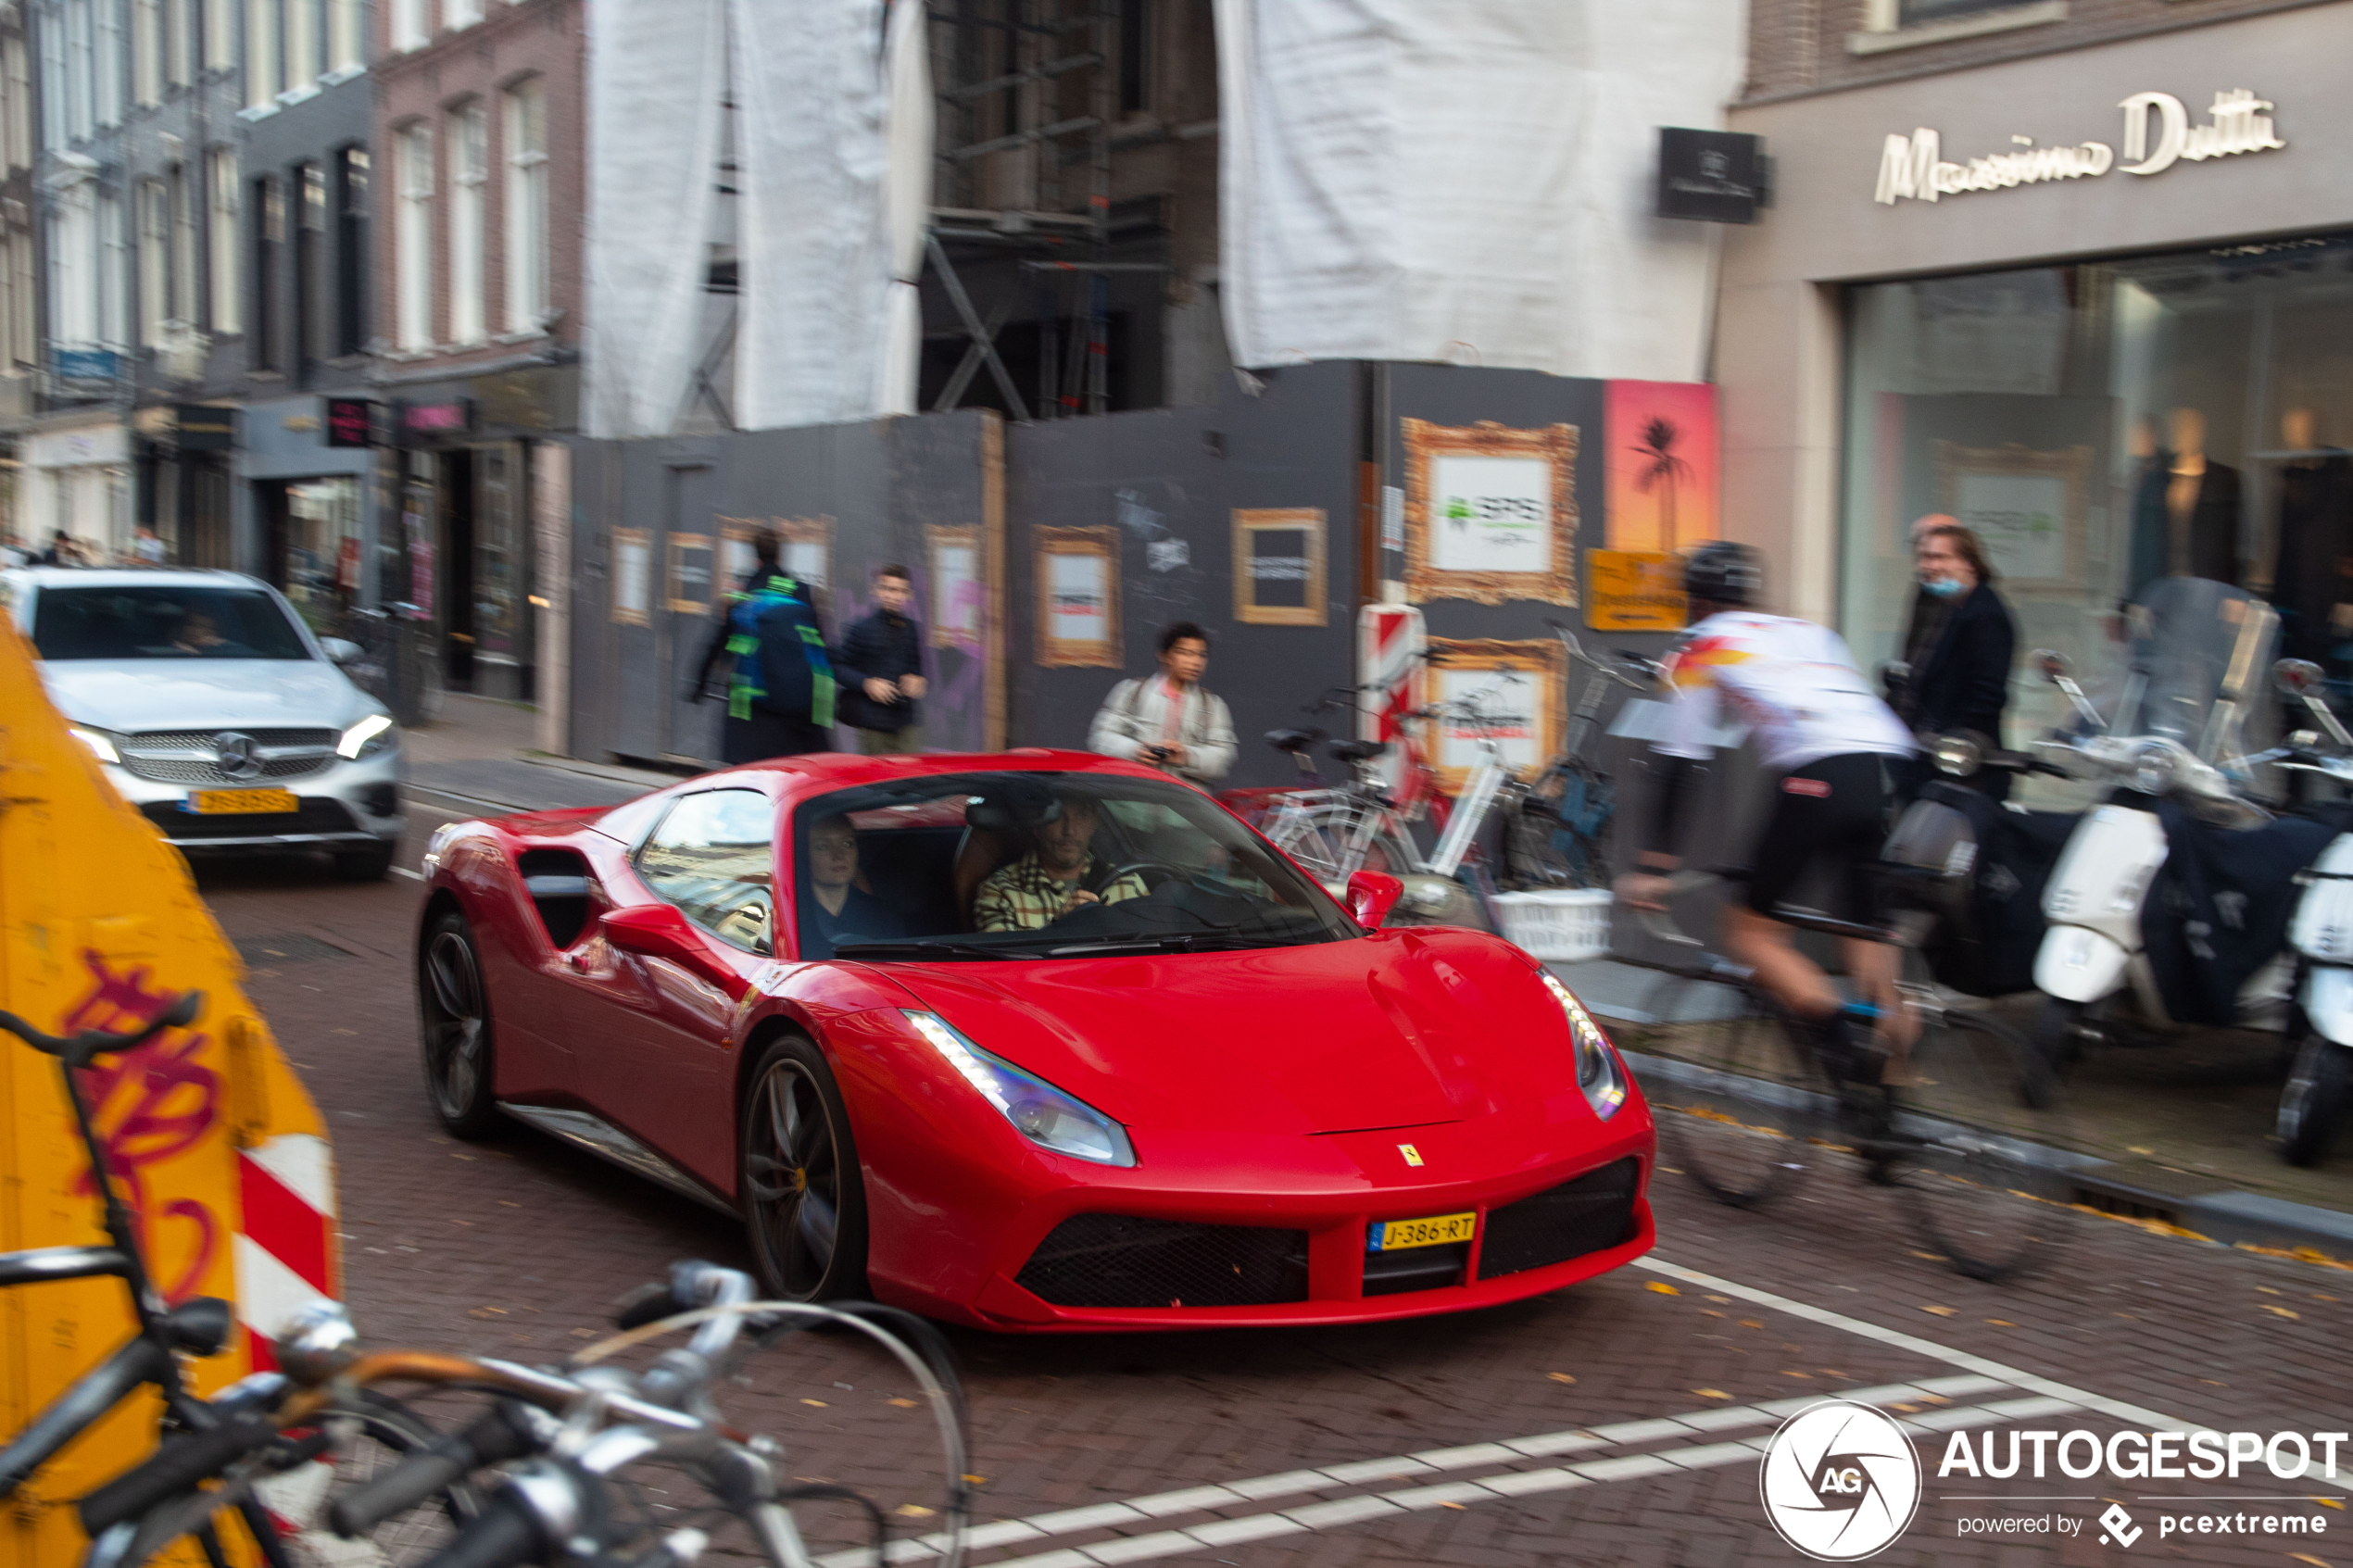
[902,1010,1138,1167]
[1541,971,1628,1120]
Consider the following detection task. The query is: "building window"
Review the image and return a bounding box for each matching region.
[251,174,282,368]
[204,0,233,70]
[392,0,429,52]
[94,0,121,125]
[327,0,360,72]
[447,99,486,344]
[65,0,93,142]
[99,190,127,348]
[296,161,324,363]
[285,0,318,94]
[1841,232,2353,719]
[1117,0,1149,117]
[6,34,31,169]
[171,162,198,325]
[168,0,193,85]
[208,145,240,333]
[395,121,433,349]
[36,19,59,152]
[503,77,547,332]
[10,227,32,367]
[51,184,98,349]
[334,144,366,355]
[245,0,279,108]
[444,0,482,31]
[139,178,169,346]
[133,0,163,107]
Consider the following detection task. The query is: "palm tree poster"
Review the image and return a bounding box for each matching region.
[1604,381,1720,553]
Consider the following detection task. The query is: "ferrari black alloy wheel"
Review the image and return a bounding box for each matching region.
[740,1035,870,1300]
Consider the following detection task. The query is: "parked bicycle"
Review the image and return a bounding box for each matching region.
[1629,864,2076,1283]
[1503,622,1661,891]
[75,1258,970,1568]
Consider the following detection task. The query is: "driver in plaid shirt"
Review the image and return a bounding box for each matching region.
[975,794,1150,932]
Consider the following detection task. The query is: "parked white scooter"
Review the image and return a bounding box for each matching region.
[2272,659,2353,1165]
[2026,580,2279,1073]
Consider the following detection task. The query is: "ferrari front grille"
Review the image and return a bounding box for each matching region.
[1014,1213,1309,1309]
[1474,1158,1641,1281]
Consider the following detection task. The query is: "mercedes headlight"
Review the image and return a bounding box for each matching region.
[902,1010,1137,1167]
[1540,972,1628,1120]
[337,712,397,759]
[68,726,122,764]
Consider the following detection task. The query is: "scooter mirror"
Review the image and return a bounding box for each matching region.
[2275,659,2325,696]
[2034,649,2070,683]
[1880,659,1911,694]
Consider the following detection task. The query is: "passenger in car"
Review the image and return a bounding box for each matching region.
[800,817,908,957]
[973,794,1149,932]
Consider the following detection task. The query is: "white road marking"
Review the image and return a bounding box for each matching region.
[392,865,425,880]
[837,1253,2219,1568]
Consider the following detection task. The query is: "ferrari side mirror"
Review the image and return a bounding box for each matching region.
[1344,870,1403,930]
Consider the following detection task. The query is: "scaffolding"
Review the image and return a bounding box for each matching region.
[924,0,1128,420]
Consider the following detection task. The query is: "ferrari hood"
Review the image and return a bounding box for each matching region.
[884,932,1577,1137]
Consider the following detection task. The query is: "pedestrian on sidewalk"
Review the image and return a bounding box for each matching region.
[1088,621,1237,785]
[689,530,837,763]
[836,563,927,754]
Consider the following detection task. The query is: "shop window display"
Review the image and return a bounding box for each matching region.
[1843,231,2353,737]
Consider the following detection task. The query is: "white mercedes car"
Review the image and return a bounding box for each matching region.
[3,567,405,879]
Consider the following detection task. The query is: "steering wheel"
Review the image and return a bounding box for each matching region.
[1098,859,1191,894]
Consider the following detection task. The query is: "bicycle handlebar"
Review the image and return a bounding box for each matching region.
[0,992,200,1067]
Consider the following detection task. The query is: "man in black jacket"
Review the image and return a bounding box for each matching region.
[836,564,927,753]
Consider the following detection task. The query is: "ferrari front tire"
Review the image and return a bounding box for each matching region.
[740,1035,869,1301]
[418,911,503,1139]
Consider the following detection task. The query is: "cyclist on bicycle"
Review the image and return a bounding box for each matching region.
[1616,541,1918,1091]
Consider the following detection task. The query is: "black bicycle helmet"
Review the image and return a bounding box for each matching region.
[1682,540,1763,608]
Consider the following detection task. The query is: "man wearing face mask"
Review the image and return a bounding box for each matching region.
[1898,523,2018,797]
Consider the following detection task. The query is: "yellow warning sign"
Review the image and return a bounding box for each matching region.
[1586,550,1687,631]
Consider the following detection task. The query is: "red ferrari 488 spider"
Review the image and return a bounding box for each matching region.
[415,751,1654,1329]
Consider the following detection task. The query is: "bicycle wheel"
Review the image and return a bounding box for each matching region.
[1887,1008,2078,1283]
[257,1390,484,1565]
[1504,800,1578,890]
[1264,802,1349,884]
[1645,985,1834,1209]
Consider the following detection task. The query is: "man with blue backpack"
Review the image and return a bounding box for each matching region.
[690,530,837,762]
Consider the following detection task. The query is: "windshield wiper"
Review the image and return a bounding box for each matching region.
[832,940,1012,962]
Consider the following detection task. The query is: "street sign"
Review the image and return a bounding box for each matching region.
[174,404,238,451]
[324,396,378,447]
[1587,549,1688,631]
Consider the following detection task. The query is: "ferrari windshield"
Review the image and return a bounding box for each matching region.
[793,771,1357,960]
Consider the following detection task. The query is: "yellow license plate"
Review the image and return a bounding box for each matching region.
[187,788,299,815]
[1369,1210,1478,1252]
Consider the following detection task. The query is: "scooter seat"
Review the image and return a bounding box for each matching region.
[1328,739,1389,763]
[1265,728,1325,753]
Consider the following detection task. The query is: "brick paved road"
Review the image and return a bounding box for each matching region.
[195,822,2353,1568]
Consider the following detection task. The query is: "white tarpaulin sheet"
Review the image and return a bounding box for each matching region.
[732,0,930,430]
[1214,0,1747,382]
[583,0,725,438]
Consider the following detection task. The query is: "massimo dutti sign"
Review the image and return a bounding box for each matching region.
[1874,88,2284,205]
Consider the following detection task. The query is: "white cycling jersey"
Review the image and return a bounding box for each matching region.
[1656,611,1914,772]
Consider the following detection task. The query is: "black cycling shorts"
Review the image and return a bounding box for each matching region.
[1743,752,1894,924]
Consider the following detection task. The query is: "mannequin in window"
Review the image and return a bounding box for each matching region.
[2148,407,2240,587]
[2271,407,2353,666]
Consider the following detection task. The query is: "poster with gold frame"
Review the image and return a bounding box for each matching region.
[1403,419,1579,606]
[1231,508,1327,626]
[715,514,837,592]
[1036,526,1120,668]
[1931,440,2092,591]
[1422,636,1567,792]
[926,523,984,651]
[610,528,652,627]
[665,532,714,615]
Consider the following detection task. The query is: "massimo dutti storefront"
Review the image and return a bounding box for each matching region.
[1718,3,2353,737]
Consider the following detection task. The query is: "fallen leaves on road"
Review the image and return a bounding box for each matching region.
[2314,1498,2344,1512]
[888,1398,918,1408]
[1647,1282,1680,1295]
[801,1399,829,1407]
[895,1504,935,1518]
[1698,1309,1724,1318]
[1548,1373,1578,1385]
[1439,1500,1466,1510]
[1704,1295,1730,1303]
[963,1475,988,1486]
[1985,1319,2016,1327]
[571,1328,597,1338]
[2258,1286,2284,1295]
[467,1306,506,1318]
[1739,1319,1765,1330]
[1694,1389,1730,1400]
[1919,1305,1957,1317]
[2287,1554,2327,1568]
[2261,1305,2302,1320]
[1781,1370,1812,1379]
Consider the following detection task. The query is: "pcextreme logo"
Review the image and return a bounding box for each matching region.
[1760,1400,1924,1562]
